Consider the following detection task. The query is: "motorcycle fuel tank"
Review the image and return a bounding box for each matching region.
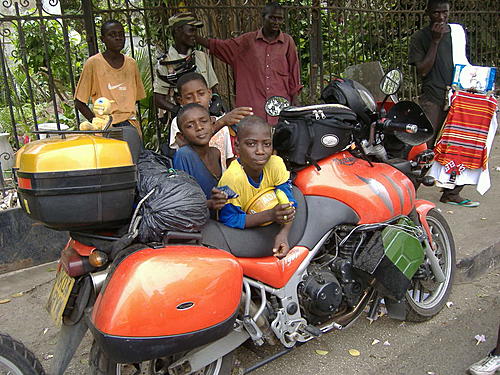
[294,151,416,224]
[88,246,243,363]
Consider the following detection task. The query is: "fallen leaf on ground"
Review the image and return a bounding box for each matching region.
[315,350,328,355]
[371,339,380,345]
[348,349,360,357]
[446,301,454,308]
[383,341,391,346]
[11,292,23,298]
[475,334,486,345]
[0,299,11,304]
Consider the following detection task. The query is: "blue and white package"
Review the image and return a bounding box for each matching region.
[452,64,496,93]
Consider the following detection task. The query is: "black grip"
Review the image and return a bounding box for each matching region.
[380,119,418,134]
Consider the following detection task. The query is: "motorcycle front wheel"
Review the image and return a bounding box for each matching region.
[89,340,234,375]
[0,333,45,375]
[405,208,456,322]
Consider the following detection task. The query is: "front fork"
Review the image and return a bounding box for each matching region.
[415,200,445,283]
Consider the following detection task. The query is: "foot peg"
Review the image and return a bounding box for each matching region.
[303,324,322,337]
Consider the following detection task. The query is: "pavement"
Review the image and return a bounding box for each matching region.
[0,134,499,375]
[2,137,499,300]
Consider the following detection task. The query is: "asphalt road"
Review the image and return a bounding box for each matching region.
[0,264,498,375]
[1,134,499,375]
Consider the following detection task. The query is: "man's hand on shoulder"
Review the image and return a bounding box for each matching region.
[219,107,253,127]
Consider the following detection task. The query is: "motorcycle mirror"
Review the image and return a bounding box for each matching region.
[380,69,403,96]
[264,96,290,117]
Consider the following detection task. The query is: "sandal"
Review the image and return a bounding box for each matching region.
[442,199,480,207]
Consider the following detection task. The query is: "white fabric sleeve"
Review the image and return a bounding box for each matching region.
[223,127,234,159]
[169,117,180,149]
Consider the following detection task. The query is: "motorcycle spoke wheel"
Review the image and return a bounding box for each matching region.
[405,209,456,322]
[90,340,233,375]
[0,334,45,375]
[148,354,228,375]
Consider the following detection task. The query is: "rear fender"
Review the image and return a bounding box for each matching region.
[50,305,90,375]
[414,199,436,248]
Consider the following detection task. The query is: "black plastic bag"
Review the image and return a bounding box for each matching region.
[136,150,208,242]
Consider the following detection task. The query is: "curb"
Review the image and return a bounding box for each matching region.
[0,261,57,299]
[455,241,500,282]
[0,242,499,299]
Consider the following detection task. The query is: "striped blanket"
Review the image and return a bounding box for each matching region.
[434,91,497,173]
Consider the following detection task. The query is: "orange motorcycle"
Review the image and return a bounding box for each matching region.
[15,71,455,375]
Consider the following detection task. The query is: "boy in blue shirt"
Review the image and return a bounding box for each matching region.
[173,103,227,210]
[218,116,296,258]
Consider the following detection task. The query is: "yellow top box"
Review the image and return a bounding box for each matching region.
[16,135,133,173]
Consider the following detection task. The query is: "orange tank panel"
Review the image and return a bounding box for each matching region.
[407,143,428,162]
[294,151,416,224]
[237,246,309,289]
[91,246,243,337]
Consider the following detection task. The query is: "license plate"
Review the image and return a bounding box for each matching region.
[46,267,75,327]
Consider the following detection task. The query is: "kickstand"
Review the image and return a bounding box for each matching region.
[367,292,382,322]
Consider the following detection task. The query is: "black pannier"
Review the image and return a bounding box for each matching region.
[273,104,358,168]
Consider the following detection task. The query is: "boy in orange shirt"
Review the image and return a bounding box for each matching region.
[74,20,145,160]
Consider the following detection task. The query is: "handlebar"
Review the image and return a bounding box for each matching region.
[378,119,418,134]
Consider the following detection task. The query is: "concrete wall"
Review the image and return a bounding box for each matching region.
[0,208,68,274]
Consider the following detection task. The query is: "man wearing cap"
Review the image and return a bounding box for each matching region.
[196,2,302,125]
[154,12,219,114]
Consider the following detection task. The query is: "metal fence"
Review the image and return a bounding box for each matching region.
[0,0,498,157]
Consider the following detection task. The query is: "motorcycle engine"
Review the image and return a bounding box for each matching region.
[299,269,342,321]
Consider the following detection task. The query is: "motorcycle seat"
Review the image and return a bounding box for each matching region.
[386,158,412,175]
[201,186,307,257]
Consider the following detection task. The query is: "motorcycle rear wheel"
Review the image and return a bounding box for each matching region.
[405,209,456,322]
[0,333,45,375]
[89,340,234,375]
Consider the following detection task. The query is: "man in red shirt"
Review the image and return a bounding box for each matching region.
[196,2,302,125]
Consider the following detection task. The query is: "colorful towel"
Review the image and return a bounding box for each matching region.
[434,91,497,173]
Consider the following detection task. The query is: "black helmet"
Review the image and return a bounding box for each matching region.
[320,78,376,126]
[156,51,197,86]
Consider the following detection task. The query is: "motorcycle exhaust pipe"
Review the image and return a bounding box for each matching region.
[90,269,109,294]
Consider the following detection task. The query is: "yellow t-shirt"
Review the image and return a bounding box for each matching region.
[74,53,146,125]
[218,155,290,211]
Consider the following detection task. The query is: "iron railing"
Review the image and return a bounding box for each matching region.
[0,0,498,157]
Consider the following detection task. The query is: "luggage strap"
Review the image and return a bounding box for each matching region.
[305,117,322,171]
